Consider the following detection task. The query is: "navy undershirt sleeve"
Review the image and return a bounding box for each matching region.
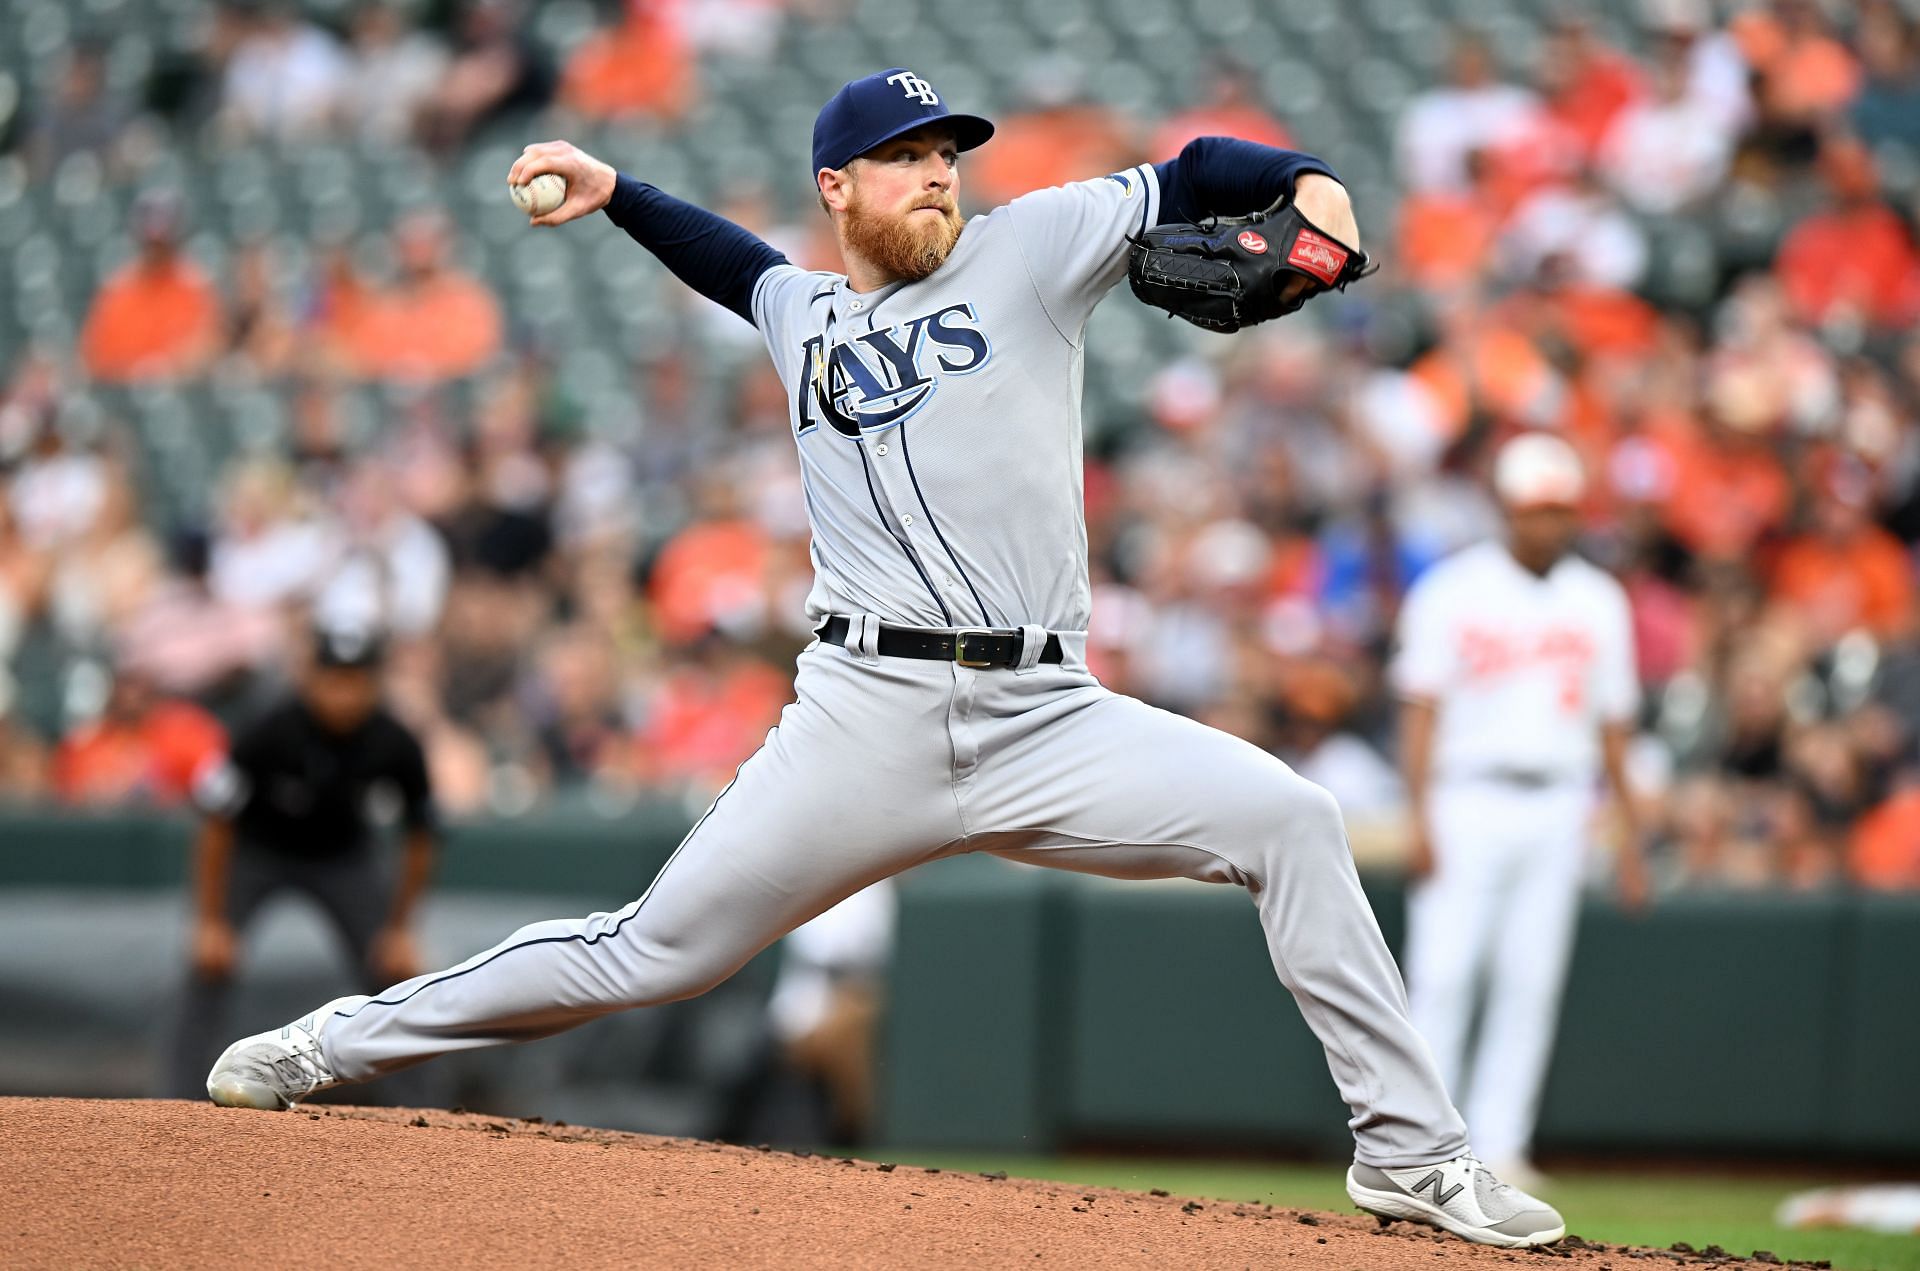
[603,174,789,325]
[1151,136,1340,226]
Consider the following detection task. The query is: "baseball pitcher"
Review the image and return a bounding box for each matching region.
[206,68,1563,1248]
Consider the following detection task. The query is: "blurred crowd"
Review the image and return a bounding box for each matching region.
[3,0,1920,891]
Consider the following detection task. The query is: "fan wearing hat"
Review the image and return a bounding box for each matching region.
[166,625,438,1100]
[1389,432,1651,1191]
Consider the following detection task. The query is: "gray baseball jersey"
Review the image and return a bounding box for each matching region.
[750,165,1162,632]
[270,165,1472,1171]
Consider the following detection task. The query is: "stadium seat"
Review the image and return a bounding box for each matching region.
[0,160,37,253]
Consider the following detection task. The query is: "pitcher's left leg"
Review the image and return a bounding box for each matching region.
[968,682,1465,1167]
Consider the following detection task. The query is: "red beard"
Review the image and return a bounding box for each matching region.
[843,191,964,283]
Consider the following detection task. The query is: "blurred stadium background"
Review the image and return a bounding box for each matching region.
[3,0,1920,1261]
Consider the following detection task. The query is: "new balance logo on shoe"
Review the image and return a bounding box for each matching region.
[1412,1170,1464,1207]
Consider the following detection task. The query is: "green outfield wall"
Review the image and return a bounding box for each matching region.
[2,809,1913,1159]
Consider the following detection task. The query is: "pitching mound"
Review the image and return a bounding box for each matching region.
[6,1098,1811,1269]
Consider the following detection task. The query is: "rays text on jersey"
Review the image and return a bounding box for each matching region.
[798,302,992,437]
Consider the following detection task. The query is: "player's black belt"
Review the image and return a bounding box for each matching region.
[1477,767,1565,789]
[816,616,1065,669]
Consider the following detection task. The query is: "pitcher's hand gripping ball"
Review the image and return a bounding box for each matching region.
[1127,197,1375,333]
[510,173,568,218]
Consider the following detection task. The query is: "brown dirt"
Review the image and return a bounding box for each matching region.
[2,1098,1816,1270]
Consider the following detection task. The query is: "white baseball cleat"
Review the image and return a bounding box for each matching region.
[1346,1152,1566,1248]
[206,996,362,1110]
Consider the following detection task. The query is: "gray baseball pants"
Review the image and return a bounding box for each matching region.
[322,628,1468,1167]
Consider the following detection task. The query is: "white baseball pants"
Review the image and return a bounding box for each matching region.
[319,630,1469,1167]
[1405,775,1592,1166]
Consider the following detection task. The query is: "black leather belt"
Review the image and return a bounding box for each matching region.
[1478,768,1564,789]
[816,616,1064,669]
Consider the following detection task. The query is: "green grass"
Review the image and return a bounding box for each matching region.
[880,1152,1919,1271]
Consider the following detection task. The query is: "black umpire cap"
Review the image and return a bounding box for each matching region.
[313,624,385,670]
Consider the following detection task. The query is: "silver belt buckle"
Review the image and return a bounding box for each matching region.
[953,629,995,668]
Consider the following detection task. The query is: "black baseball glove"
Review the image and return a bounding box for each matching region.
[1126,197,1376,333]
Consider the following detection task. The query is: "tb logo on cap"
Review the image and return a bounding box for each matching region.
[886,70,939,106]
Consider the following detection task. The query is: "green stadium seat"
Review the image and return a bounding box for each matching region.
[0,162,37,253]
[6,620,77,741]
[1357,0,1427,35]
[1260,59,1329,117]
[1186,0,1258,41]
[844,0,920,47]
[1636,214,1721,311]
[1346,55,1420,123]
[530,0,598,61]
[219,386,290,457]
[104,31,153,97]
[17,2,73,65]
[1873,139,1920,201]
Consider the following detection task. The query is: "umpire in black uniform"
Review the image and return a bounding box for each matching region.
[166,625,438,1098]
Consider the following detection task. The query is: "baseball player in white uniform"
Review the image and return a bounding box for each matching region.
[206,68,1565,1247]
[1392,432,1650,1188]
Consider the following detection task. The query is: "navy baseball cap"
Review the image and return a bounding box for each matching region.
[812,68,995,177]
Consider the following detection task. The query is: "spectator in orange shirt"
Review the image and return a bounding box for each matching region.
[1408,295,1564,441]
[1536,14,1644,161]
[1149,61,1290,160]
[1732,0,1862,126]
[1852,784,1920,888]
[51,664,226,807]
[1775,140,1920,332]
[79,194,223,383]
[334,212,504,382]
[966,61,1137,208]
[646,481,772,645]
[1525,272,1661,360]
[1769,458,1917,646]
[1395,149,1501,292]
[309,242,379,373]
[1644,367,1793,563]
[560,0,695,123]
[633,639,790,791]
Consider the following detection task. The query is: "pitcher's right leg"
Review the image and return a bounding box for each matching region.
[320,780,899,1083]
[207,648,965,1104]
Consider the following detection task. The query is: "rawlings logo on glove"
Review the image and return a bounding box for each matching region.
[1127,198,1375,333]
[1286,229,1349,284]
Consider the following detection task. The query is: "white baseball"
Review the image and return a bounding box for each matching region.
[510,173,567,217]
